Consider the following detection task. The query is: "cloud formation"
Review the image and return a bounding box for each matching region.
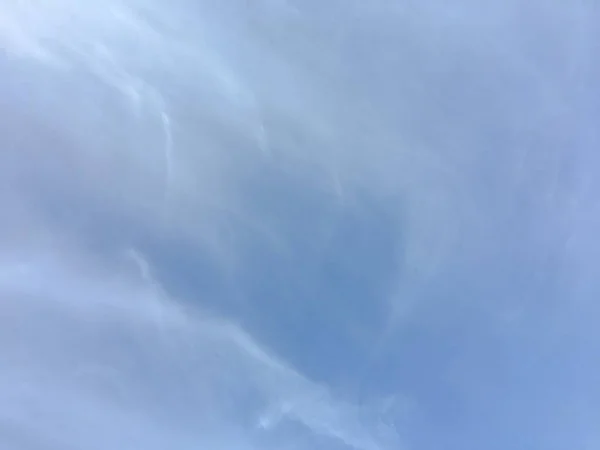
[1,0,598,449]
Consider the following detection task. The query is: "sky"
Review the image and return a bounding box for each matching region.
[0,0,599,449]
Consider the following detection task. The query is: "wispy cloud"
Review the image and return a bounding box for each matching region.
[0,243,398,450]
[1,0,598,448]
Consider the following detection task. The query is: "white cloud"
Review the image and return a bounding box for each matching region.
[0,243,399,449]
[0,0,597,447]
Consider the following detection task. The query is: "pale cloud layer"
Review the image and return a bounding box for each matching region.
[0,0,599,449]
[0,245,398,450]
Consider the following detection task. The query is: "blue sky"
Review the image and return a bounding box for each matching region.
[0,1,599,449]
